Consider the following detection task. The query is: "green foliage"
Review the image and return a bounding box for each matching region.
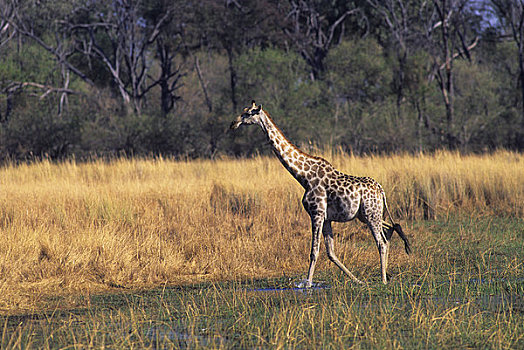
[235,47,332,150]
[0,43,56,83]
[236,47,308,103]
[326,38,392,103]
[0,101,81,159]
[324,39,408,152]
[1,1,524,159]
[453,60,499,150]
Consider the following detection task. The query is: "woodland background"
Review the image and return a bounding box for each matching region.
[1,0,523,160]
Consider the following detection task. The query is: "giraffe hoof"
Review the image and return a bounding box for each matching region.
[295,280,312,289]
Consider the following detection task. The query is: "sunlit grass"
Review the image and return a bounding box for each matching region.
[0,151,522,313]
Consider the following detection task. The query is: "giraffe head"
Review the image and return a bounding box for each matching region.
[230,100,263,130]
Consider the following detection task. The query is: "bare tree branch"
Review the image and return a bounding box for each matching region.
[4,81,81,98]
[285,0,359,80]
[0,0,16,49]
[66,1,181,115]
[9,18,95,87]
[435,36,479,73]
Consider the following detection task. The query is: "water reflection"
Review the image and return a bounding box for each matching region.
[248,281,330,295]
[146,325,226,349]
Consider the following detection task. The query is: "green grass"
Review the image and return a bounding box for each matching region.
[1,216,522,349]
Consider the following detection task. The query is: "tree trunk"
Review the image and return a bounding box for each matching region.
[519,43,524,149]
[227,48,238,113]
[395,52,407,122]
[415,99,424,152]
[194,55,212,113]
[445,63,455,149]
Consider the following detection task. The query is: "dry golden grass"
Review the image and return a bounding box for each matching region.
[0,151,522,312]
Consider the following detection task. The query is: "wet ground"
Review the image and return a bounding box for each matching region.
[2,274,523,348]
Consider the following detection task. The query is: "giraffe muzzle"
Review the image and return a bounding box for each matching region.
[230,116,242,130]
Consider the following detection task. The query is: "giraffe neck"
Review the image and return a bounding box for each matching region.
[257,111,320,188]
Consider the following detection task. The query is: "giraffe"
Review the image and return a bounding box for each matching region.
[230,101,411,286]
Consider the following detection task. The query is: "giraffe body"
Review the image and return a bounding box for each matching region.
[231,101,411,286]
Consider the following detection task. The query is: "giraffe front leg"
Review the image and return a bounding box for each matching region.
[303,215,323,288]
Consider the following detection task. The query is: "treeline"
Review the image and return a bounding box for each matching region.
[0,0,523,160]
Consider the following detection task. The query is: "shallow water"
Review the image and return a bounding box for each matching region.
[146,325,226,349]
[2,275,522,348]
[247,278,523,314]
[250,285,329,293]
[247,281,330,295]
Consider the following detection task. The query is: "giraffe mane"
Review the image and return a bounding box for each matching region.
[262,108,330,164]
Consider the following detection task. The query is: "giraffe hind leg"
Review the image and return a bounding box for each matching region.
[369,220,390,284]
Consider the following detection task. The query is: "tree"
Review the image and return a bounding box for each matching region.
[194,0,288,112]
[4,0,89,117]
[142,1,187,117]
[234,47,328,154]
[0,0,16,50]
[489,0,524,149]
[0,0,17,122]
[422,0,479,149]
[366,0,421,122]
[325,38,395,153]
[66,0,175,115]
[285,0,360,80]
[453,60,498,150]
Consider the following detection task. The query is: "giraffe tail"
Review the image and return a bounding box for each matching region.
[393,223,412,255]
[382,192,412,255]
